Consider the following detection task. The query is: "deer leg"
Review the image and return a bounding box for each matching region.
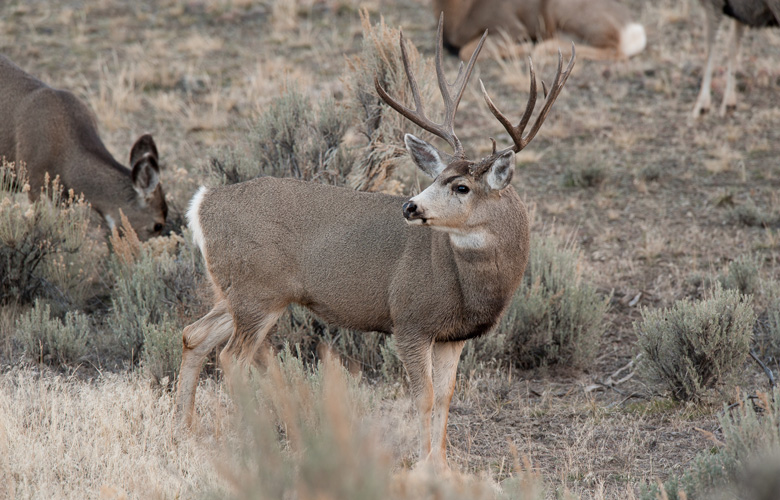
[430,340,465,470]
[395,335,435,463]
[218,304,285,390]
[176,300,233,428]
[693,5,719,117]
[720,20,744,116]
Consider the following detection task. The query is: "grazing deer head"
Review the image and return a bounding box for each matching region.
[0,55,167,240]
[176,16,574,471]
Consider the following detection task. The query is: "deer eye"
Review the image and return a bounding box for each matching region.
[455,185,470,194]
[153,223,164,233]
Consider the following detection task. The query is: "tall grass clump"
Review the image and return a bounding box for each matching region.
[642,390,780,500]
[15,299,90,367]
[107,216,204,383]
[343,9,439,193]
[463,235,608,370]
[636,285,754,402]
[208,348,548,500]
[0,161,100,311]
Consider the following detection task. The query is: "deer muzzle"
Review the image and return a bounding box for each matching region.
[402,200,426,224]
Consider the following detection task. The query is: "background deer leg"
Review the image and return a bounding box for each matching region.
[720,20,744,116]
[396,335,435,464]
[431,340,465,470]
[176,300,233,427]
[693,4,719,116]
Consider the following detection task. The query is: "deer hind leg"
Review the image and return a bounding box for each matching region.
[217,302,286,390]
[693,4,719,117]
[395,335,435,464]
[176,300,233,428]
[720,20,744,116]
[430,340,465,470]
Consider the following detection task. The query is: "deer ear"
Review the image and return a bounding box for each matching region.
[129,134,158,167]
[405,134,447,178]
[132,154,160,198]
[486,150,515,191]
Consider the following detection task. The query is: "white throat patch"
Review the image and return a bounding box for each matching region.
[449,229,492,249]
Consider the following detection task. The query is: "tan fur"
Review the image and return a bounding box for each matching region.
[0,55,167,240]
[434,0,644,61]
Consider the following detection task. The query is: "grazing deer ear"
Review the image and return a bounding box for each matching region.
[130,134,158,167]
[132,154,160,198]
[405,134,447,178]
[485,150,515,191]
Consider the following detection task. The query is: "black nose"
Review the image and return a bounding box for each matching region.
[402,201,418,219]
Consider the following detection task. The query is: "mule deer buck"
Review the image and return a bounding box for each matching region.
[433,0,645,61]
[176,16,575,469]
[691,0,779,117]
[0,55,167,240]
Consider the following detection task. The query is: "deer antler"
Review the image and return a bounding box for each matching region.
[375,13,487,160]
[479,44,576,154]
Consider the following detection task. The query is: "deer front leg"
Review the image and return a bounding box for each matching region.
[693,4,718,117]
[720,20,744,116]
[431,340,465,470]
[395,334,435,464]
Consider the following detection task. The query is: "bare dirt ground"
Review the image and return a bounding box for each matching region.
[1,0,779,498]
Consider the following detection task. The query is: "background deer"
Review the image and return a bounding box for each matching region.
[0,55,167,241]
[433,0,645,61]
[176,17,574,470]
[691,1,779,117]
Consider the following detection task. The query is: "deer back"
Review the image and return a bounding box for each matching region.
[0,55,167,240]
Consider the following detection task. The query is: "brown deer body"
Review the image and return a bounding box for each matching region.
[434,0,645,61]
[0,55,167,240]
[692,0,780,117]
[177,18,574,469]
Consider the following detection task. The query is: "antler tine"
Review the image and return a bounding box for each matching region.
[480,43,576,153]
[375,14,488,160]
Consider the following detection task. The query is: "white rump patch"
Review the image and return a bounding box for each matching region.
[620,23,646,58]
[187,186,208,257]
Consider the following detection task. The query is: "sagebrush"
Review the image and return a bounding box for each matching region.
[636,285,754,402]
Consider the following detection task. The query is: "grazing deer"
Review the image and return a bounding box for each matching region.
[692,1,779,117]
[0,55,167,241]
[433,0,645,61]
[176,16,575,470]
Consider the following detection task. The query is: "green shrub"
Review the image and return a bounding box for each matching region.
[561,164,607,189]
[728,199,779,227]
[756,280,780,363]
[207,87,354,187]
[268,304,404,382]
[107,224,204,379]
[0,161,99,311]
[15,299,90,367]
[462,235,608,371]
[642,390,780,500]
[718,254,760,296]
[636,285,754,402]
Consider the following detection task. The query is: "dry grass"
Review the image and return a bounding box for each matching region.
[1,0,780,498]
